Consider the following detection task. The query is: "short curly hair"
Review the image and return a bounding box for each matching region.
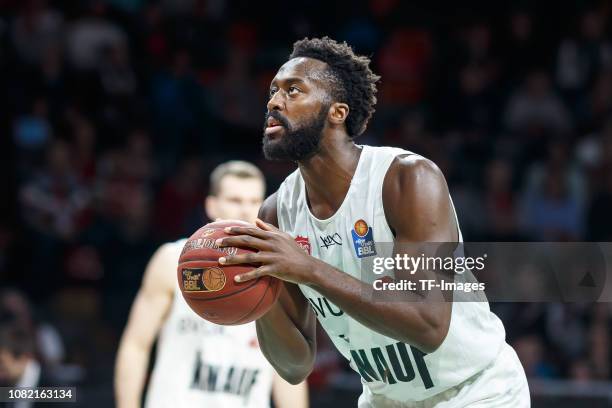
[289,37,380,137]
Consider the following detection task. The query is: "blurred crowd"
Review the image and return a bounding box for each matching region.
[1,0,611,401]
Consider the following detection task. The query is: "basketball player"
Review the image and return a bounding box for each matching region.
[114,161,308,408]
[216,38,531,407]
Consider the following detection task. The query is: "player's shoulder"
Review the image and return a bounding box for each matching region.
[260,168,301,228]
[259,192,279,227]
[382,153,450,221]
[384,153,446,193]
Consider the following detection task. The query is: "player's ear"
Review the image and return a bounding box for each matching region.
[204,195,217,220]
[329,102,349,126]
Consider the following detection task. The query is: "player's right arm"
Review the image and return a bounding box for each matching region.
[114,243,177,408]
[255,192,317,384]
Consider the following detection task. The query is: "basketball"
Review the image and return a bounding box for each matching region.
[177,220,281,325]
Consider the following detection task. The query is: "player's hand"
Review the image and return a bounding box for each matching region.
[215,219,320,285]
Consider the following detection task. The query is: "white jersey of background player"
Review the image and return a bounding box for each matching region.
[214,38,530,407]
[114,161,308,408]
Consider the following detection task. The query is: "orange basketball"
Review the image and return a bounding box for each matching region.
[177,220,281,325]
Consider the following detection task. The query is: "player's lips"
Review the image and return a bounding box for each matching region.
[265,117,285,135]
[264,125,284,136]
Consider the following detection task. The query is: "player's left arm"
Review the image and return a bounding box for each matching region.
[217,156,455,353]
[271,373,308,408]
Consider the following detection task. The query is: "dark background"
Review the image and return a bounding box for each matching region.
[1,0,611,406]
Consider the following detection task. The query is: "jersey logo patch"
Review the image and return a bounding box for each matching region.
[351,219,377,258]
[295,235,312,255]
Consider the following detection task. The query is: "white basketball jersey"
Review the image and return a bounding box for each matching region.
[276,145,506,402]
[145,239,274,408]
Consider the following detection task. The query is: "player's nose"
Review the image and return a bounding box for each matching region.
[267,90,284,111]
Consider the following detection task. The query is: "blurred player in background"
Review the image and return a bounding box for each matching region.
[114,161,308,408]
[217,38,530,407]
[0,290,66,408]
[0,314,48,408]
[0,289,65,370]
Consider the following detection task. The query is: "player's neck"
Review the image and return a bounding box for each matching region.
[298,137,361,218]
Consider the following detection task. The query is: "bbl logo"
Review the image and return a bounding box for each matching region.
[351,219,376,258]
[182,267,226,292]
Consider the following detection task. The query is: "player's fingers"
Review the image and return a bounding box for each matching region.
[219,252,271,266]
[223,226,270,239]
[216,235,272,250]
[255,218,279,232]
[234,265,273,282]
[255,219,294,241]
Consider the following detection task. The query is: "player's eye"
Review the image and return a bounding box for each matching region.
[288,86,300,95]
[269,87,278,98]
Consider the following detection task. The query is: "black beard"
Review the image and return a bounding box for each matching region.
[262,107,327,161]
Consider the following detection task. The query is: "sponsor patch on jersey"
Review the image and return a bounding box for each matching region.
[295,235,312,255]
[320,233,342,249]
[351,219,377,258]
[181,267,226,292]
